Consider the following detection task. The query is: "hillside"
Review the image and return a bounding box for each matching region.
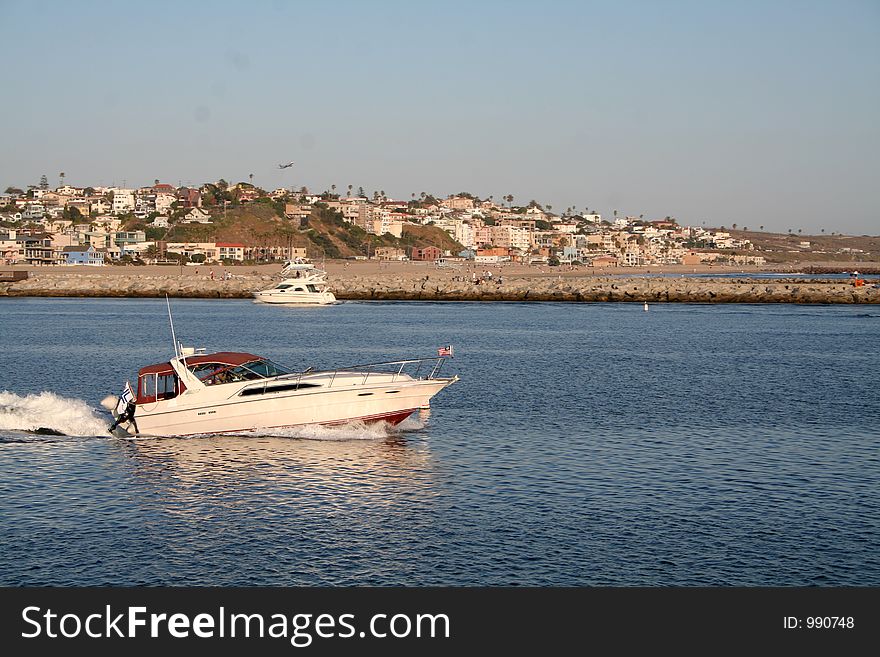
[728,229,880,265]
[124,202,462,260]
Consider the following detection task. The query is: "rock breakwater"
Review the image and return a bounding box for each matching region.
[1,270,878,303]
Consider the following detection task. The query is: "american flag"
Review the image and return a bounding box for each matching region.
[437,345,454,358]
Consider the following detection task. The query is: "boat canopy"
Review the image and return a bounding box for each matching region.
[137,352,263,377]
[135,352,295,403]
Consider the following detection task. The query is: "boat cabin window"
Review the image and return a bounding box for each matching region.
[306,285,318,293]
[187,359,293,385]
[138,372,180,403]
[238,359,293,378]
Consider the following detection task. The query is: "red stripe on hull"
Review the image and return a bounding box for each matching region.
[324,408,416,427]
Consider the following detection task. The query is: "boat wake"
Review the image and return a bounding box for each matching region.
[0,391,431,441]
[0,391,110,437]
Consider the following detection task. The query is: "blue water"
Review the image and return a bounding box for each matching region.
[1,298,878,586]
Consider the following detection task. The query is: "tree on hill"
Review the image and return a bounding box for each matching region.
[63,206,83,221]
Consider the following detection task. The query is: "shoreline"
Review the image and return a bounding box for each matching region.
[2,261,879,303]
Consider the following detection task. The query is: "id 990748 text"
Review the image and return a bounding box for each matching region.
[783,616,855,630]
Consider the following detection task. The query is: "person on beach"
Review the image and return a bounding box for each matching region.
[210,269,215,280]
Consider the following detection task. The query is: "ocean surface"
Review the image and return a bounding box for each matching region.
[1,298,878,586]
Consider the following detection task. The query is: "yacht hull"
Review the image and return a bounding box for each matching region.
[252,291,337,305]
[126,377,454,437]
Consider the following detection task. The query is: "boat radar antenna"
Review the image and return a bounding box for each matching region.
[165,294,180,360]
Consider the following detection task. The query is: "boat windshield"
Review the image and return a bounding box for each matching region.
[187,358,294,385]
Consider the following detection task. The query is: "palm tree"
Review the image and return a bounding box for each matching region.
[154,179,159,186]
[759,225,764,231]
[59,172,65,188]
[732,223,738,230]
[331,184,336,196]
[249,173,254,186]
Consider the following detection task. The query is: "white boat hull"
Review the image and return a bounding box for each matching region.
[124,374,455,437]
[253,290,336,305]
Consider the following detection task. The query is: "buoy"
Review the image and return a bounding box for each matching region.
[644,302,649,311]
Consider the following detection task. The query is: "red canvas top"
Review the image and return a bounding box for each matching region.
[137,352,263,377]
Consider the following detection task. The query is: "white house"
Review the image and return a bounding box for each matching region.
[182,208,213,224]
[111,189,135,215]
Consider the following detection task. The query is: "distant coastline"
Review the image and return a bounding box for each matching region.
[2,261,879,303]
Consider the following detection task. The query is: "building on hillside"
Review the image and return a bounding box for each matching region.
[489,224,531,251]
[115,231,146,254]
[370,219,403,238]
[410,246,441,261]
[374,247,408,260]
[177,187,202,209]
[165,242,218,261]
[475,247,511,263]
[182,208,212,224]
[62,244,105,266]
[0,229,21,264]
[284,203,312,226]
[442,196,476,210]
[111,189,135,215]
[217,242,246,261]
[589,255,619,268]
[16,232,57,266]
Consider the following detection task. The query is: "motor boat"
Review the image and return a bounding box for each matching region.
[102,346,458,437]
[253,259,336,305]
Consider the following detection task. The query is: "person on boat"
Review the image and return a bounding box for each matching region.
[108,400,137,433]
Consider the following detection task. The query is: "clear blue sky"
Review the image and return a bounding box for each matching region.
[1,0,877,234]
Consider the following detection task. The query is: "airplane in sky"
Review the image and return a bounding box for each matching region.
[278,162,294,169]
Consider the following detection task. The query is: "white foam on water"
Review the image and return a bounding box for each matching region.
[0,391,109,436]
[398,414,428,431]
[238,419,394,441]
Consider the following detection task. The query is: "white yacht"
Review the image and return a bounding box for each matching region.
[103,347,458,437]
[253,259,337,305]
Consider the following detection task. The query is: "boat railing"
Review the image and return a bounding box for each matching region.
[275,356,451,389]
[229,355,452,398]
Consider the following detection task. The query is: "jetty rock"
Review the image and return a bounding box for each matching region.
[1,270,878,304]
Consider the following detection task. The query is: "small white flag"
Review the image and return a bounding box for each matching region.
[116,382,134,414]
[437,345,454,358]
